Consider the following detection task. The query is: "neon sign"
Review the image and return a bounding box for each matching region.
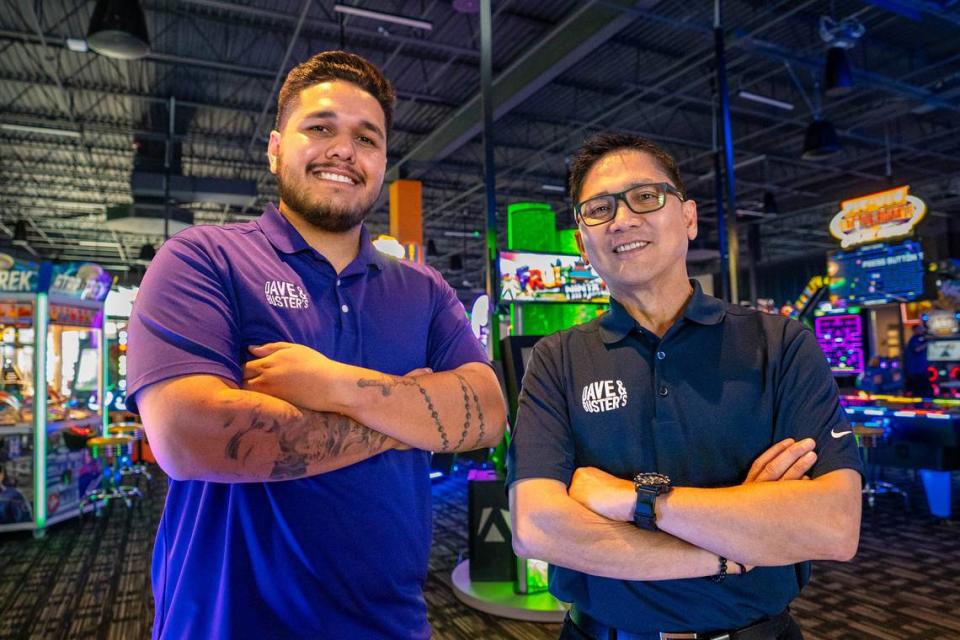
[830,185,926,248]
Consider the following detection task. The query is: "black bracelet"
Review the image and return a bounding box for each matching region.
[735,561,747,575]
[709,556,727,583]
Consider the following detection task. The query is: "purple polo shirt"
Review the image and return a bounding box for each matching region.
[127,204,487,640]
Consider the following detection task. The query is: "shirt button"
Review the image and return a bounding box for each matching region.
[656,351,666,360]
[336,279,341,286]
[341,304,349,313]
[658,385,669,397]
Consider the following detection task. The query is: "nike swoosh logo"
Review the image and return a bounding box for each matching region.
[831,429,853,438]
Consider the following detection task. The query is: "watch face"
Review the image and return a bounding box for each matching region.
[633,472,671,490]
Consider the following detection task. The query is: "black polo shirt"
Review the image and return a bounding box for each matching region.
[507,281,862,633]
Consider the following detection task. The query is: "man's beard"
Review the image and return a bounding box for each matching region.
[276,161,379,233]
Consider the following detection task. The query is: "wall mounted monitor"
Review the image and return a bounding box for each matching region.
[498,250,609,304]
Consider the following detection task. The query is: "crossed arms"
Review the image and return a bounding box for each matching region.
[139,342,506,483]
[510,438,861,581]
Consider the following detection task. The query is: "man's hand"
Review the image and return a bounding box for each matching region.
[243,342,349,411]
[743,437,817,484]
[568,467,636,522]
[569,437,818,523]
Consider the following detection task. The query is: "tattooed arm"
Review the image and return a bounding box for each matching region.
[244,343,507,453]
[137,374,403,483]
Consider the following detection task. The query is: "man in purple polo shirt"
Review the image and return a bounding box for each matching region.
[128,51,506,639]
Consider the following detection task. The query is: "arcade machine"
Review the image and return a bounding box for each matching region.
[453,203,602,621]
[0,256,112,535]
[820,186,960,519]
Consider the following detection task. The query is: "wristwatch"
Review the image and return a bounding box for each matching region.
[632,472,672,531]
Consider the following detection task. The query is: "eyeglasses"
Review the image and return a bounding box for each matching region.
[574,182,685,226]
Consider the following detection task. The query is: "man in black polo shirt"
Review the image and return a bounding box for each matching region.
[508,133,863,640]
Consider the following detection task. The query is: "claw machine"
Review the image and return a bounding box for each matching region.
[0,254,112,535]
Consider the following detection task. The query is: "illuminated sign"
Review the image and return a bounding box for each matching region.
[830,185,926,248]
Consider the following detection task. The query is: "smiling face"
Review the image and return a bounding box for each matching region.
[267,80,387,232]
[574,149,697,297]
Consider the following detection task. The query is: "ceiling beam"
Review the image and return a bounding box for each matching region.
[385,0,653,182]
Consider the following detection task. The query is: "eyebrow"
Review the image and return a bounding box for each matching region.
[582,180,662,201]
[301,110,385,141]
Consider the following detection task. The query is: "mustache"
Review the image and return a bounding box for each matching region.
[306,163,364,185]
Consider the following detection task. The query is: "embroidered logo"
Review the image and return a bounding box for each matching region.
[581,380,628,413]
[264,280,309,309]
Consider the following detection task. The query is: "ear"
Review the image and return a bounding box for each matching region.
[684,199,698,241]
[267,130,281,175]
[574,230,590,265]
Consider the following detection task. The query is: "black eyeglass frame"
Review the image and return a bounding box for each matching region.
[573,182,686,226]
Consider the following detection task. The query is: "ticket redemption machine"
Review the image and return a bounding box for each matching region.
[0,256,111,535]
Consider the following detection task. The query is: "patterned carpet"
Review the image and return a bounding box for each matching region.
[0,467,958,640]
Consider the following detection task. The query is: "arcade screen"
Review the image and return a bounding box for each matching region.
[498,251,609,304]
[814,314,865,375]
[928,340,960,362]
[827,239,925,306]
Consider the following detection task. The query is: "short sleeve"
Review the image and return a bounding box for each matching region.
[775,324,864,479]
[506,335,577,487]
[126,235,241,413]
[425,273,488,371]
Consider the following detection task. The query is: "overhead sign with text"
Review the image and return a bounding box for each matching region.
[830,185,927,249]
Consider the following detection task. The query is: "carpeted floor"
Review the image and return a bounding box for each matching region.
[1,466,958,640]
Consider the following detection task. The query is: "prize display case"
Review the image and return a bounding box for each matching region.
[0,255,112,535]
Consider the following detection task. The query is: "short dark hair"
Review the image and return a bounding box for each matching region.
[568,132,685,204]
[275,50,396,133]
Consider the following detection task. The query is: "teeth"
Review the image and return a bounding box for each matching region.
[614,241,649,254]
[316,171,355,185]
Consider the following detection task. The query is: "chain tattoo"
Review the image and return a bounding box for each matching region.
[356,375,453,451]
[451,374,472,451]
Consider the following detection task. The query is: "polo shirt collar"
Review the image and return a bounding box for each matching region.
[598,280,726,344]
[257,203,386,272]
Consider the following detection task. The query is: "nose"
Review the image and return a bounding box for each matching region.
[607,195,640,232]
[325,132,356,163]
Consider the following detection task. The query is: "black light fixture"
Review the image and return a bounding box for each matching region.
[824,47,853,97]
[802,119,842,160]
[12,220,28,243]
[138,243,156,262]
[762,191,779,215]
[87,0,151,60]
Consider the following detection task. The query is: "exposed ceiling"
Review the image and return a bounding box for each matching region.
[1,0,959,297]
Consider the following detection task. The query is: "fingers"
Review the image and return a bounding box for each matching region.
[779,451,817,481]
[248,342,288,356]
[242,362,261,380]
[746,438,795,482]
[405,367,434,378]
[752,438,816,482]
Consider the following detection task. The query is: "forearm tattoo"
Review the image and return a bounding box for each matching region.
[464,376,487,448]
[356,372,489,452]
[451,374,472,451]
[223,401,390,480]
[357,375,450,451]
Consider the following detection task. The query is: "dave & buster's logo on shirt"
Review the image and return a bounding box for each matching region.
[581,379,628,413]
[264,280,310,309]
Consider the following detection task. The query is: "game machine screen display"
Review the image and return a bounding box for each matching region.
[814,314,866,379]
[925,310,960,399]
[827,239,926,308]
[498,251,609,305]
